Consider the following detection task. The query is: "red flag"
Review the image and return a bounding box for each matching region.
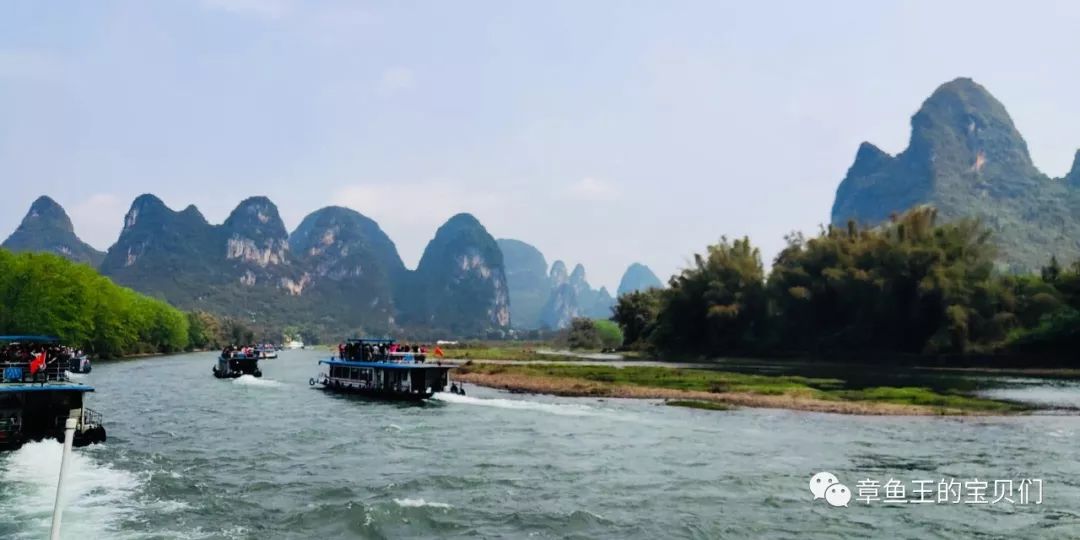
[434,347,444,358]
[29,351,46,376]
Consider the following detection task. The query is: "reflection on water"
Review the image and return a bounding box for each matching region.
[977,379,1080,409]
[1,351,1079,538]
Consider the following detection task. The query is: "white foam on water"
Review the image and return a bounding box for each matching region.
[0,440,140,539]
[64,371,86,380]
[231,375,283,388]
[394,497,452,509]
[433,392,612,417]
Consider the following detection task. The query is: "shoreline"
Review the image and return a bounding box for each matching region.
[452,362,1028,416]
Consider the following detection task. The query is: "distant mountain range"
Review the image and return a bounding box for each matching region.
[832,77,1080,271]
[14,78,1068,338]
[2,194,659,337]
[497,238,661,330]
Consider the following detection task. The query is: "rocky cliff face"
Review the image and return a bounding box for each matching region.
[5,192,632,337]
[832,77,1080,271]
[289,206,404,330]
[2,196,105,266]
[222,196,302,297]
[549,260,569,286]
[404,213,511,334]
[95,198,517,336]
[617,263,663,296]
[497,238,551,330]
[539,263,615,329]
[223,196,290,268]
[98,196,305,333]
[100,194,225,304]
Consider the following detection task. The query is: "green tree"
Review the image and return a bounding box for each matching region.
[651,237,767,355]
[769,208,1000,354]
[0,249,195,357]
[611,289,662,348]
[566,318,601,350]
[592,319,624,350]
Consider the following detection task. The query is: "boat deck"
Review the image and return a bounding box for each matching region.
[0,381,95,393]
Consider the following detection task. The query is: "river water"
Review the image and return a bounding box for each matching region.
[1,350,1079,539]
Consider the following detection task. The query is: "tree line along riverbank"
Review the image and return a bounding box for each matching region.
[0,249,257,358]
[610,207,1080,362]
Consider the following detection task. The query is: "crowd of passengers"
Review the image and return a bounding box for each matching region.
[337,342,428,363]
[221,345,267,359]
[0,343,81,376]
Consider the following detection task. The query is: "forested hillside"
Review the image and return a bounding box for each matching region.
[0,249,253,357]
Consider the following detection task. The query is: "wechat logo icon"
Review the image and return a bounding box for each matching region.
[810,471,851,508]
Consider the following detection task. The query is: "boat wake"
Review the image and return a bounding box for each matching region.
[0,441,139,539]
[433,392,614,417]
[394,497,452,509]
[232,375,284,388]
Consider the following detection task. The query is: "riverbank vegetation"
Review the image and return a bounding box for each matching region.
[0,250,254,357]
[613,207,1080,362]
[437,343,576,362]
[665,400,733,411]
[453,362,1025,415]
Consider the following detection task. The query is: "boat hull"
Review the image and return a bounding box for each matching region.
[68,356,92,374]
[0,425,107,451]
[316,381,434,401]
[213,368,262,379]
[213,355,261,378]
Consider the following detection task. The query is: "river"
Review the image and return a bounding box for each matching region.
[1,350,1078,539]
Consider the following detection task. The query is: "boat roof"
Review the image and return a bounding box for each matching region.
[345,338,396,344]
[0,335,60,343]
[320,359,452,370]
[0,381,94,393]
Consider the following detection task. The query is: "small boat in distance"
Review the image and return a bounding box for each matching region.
[311,338,454,401]
[213,346,263,378]
[0,336,107,450]
[68,352,91,374]
[256,345,278,359]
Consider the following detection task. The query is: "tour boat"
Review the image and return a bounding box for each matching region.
[0,336,107,450]
[256,345,278,359]
[213,348,263,378]
[310,338,455,401]
[68,353,92,374]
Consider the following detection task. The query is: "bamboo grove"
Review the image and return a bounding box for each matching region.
[614,207,1080,358]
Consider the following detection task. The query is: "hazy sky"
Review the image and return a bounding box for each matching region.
[4,1,1080,290]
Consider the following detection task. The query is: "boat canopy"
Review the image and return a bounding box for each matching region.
[345,338,396,344]
[0,335,61,343]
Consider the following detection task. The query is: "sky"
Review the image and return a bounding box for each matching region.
[3,1,1080,291]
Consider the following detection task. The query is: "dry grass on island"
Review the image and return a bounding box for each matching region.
[453,362,1027,416]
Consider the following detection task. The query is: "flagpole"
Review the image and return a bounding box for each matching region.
[49,417,77,540]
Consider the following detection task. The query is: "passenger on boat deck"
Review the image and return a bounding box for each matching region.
[0,343,73,368]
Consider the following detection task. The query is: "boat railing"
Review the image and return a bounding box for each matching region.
[223,352,261,361]
[338,352,428,364]
[81,408,103,429]
[0,360,68,383]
